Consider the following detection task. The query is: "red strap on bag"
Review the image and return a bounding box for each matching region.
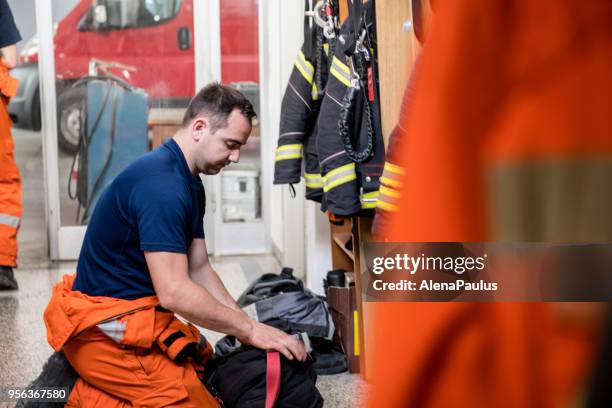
[367,66,375,102]
[265,351,281,408]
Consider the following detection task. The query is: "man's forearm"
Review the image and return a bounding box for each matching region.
[166,276,252,339]
[167,277,307,362]
[189,264,242,312]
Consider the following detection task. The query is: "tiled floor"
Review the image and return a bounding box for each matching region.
[0,130,364,406]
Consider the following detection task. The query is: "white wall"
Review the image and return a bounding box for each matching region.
[258,0,282,256]
[305,201,333,295]
[259,0,305,274]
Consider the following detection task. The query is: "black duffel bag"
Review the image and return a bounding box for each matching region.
[205,346,324,408]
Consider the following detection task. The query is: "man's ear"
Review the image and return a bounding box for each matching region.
[191,116,209,142]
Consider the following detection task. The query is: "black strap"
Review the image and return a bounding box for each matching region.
[163,331,187,348]
[347,0,364,52]
[348,0,364,32]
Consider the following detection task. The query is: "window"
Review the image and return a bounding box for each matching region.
[79,0,181,31]
[143,0,181,22]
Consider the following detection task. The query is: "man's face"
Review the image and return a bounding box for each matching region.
[193,109,251,175]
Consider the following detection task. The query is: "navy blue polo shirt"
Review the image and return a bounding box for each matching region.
[73,139,205,300]
[0,0,21,48]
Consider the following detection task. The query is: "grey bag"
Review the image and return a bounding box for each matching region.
[245,291,335,339]
[237,267,304,307]
[239,268,335,339]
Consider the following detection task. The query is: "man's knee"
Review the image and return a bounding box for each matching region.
[67,378,131,408]
[63,330,218,407]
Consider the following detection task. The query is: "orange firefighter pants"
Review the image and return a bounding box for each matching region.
[0,97,21,268]
[63,328,219,408]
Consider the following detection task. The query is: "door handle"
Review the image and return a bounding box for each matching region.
[177,26,191,50]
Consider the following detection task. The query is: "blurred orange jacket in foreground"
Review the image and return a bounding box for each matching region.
[367,0,612,406]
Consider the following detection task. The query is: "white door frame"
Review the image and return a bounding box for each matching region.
[194,0,221,255]
[37,0,84,260]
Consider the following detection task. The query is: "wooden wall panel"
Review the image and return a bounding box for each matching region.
[375,0,417,149]
[327,0,424,380]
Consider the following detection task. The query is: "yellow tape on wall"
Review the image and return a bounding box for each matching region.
[353,310,360,356]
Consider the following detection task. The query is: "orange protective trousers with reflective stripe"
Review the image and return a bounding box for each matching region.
[44,274,219,407]
[0,64,21,267]
[64,329,219,407]
[366,0,611,407]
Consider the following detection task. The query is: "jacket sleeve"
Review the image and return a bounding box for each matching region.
[373,55,422,236]
[273,45,318,185]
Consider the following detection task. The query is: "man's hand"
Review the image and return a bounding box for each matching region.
[240,321,308,362]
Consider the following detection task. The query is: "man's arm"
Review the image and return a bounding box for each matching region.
[145,250,307,361]
[0,0,21,69]
[187,238,241,312]
[0,44,17,69]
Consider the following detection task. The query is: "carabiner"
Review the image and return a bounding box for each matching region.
[348,57,361,89]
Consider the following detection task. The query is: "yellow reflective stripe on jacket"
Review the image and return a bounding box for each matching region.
[295,51,314,84]
[384,161,405,176]
[323,43,329,56]
[312,82,319,101]
[380,161,405,188]
[380,175,402,188]
[377,199,398,212]
[305,173,323,189]
[275,144,303,161]
[379,184,400,198]
[330,56,351,87]
[377,185,400,211]
[361,190,380,209]
[323,163,356,192]
[362,190,380,201]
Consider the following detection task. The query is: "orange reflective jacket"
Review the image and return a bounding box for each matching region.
[366,0,610,406]
[0,62,21,268]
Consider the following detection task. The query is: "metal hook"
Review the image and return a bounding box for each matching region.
[348,57,361,88]
[305,1,328,30]
[305,1,337,39]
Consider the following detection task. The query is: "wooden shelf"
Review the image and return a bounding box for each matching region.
[332,232,354,261]
[328,217,372,375]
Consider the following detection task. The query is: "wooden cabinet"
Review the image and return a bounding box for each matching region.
[329,216,373,374]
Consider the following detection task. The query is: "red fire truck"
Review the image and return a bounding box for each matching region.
[9,0,259,152]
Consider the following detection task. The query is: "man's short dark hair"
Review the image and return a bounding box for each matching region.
[182,82,257,132]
